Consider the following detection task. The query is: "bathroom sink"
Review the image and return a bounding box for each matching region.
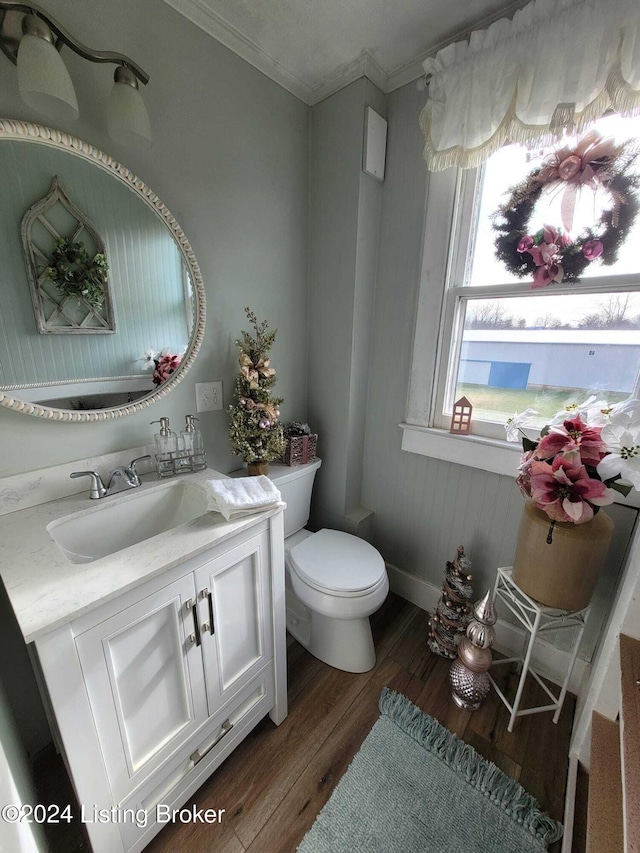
[47,480,209,564]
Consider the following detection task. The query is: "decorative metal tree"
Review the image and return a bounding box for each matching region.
[427,545,474,659]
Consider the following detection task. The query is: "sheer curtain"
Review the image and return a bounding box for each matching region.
[421,0,640,171]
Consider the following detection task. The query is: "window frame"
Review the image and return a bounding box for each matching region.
[401,153,640,506]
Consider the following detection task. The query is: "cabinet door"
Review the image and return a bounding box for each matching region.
[195,529,273,711]
[75,574,208,803]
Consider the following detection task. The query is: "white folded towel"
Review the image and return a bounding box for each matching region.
[201,475,282,521]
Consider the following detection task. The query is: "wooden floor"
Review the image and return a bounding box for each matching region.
[35,593,575,853]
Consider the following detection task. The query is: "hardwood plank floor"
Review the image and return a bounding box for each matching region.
[34,593,575,853]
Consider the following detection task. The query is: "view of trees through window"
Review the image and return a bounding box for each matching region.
[466,293,640,330]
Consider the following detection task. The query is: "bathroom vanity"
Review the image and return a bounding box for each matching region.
[0,463,287,853]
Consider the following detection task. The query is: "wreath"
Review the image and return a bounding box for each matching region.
[492,131,640,287]
[44,238,109,309]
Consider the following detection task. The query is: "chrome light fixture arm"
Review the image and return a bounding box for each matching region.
[0,0,149,84]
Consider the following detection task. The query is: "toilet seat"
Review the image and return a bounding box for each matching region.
[287,529,385,598]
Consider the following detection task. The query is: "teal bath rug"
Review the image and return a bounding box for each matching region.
[298,688,562,853]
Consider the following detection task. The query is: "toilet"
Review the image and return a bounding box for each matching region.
[268,459,388,673]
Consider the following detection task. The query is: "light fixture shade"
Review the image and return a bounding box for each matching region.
[17,32,79,122]
[107,77,152,150]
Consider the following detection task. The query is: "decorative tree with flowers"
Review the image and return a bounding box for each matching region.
[228,308,285,474]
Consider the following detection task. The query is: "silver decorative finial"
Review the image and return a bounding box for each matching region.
[473,590,497,625]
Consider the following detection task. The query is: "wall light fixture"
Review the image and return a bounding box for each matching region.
[0,0,152,148]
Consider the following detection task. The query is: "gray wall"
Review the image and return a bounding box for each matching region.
[360,79,542,592]
[306,77,544,602]
[0,0,309,478]
[0,0,309,763]
[308,77,385,532]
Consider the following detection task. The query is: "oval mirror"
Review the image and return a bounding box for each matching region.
[0,120,205,422]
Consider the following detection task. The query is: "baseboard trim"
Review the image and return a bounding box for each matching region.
[386,563,590,695]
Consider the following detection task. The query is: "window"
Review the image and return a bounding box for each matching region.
[432,113,640,442]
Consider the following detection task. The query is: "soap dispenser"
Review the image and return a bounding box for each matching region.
[182,414,207,471]
[150,417,178,478]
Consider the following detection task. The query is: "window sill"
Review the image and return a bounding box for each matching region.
[399,422,640,509]
[400,422,521,477]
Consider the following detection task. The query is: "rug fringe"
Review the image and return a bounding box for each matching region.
[379,688,563,846]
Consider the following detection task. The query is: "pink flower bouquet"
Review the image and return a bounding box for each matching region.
[506,398,640,524]
[141,348,184,386]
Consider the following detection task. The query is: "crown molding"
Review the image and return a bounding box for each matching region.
[161,0,316,104]
[386,57,427,94]
[309,50,388,105]
[163,0,532,105]
[163,0,388,105]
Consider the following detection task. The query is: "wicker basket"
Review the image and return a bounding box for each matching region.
[283,433,318,466]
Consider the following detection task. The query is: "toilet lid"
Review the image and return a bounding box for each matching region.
[288,529,385,594]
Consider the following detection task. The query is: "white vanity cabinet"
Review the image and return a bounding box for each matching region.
[31,514,286,853]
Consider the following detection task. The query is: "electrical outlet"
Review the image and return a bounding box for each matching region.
[196,381,223,413]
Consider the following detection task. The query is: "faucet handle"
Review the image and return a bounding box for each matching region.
[129,455,152,484]
[70,471,107,500]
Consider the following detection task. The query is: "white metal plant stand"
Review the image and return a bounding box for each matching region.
[489,567,590,733]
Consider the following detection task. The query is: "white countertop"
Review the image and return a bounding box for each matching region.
[0,468,283,644]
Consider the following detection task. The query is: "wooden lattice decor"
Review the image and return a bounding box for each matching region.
[21,177,115,335]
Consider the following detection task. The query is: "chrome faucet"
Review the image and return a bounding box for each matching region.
[70,455,152,499]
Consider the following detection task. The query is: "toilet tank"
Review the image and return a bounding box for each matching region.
[268,459,322,538]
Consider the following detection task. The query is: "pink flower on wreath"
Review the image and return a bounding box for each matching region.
[517,235,534,253]
[529,451,613,524]
[532,260,563,288]
[521,225,568,288]
[535,415,608,467]
[583,239,604,261]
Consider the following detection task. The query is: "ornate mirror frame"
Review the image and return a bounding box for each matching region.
[0,119,206,422]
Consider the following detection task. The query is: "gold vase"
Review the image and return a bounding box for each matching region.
[247,459,269,476]
[512,500,614,611]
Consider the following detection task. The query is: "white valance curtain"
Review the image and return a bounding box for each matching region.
[421,0,640,171]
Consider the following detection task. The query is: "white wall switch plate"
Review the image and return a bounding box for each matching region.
[196,381,223,412]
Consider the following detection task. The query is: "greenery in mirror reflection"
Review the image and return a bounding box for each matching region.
[44,237,109,309]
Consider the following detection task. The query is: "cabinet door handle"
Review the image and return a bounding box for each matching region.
[192,603,201,647]
[190,719,233,766]
[199,588,215,635]
[207,591,215,635]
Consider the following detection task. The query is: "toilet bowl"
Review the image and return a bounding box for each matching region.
[285,527,388,672]
[267,461,389,673]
